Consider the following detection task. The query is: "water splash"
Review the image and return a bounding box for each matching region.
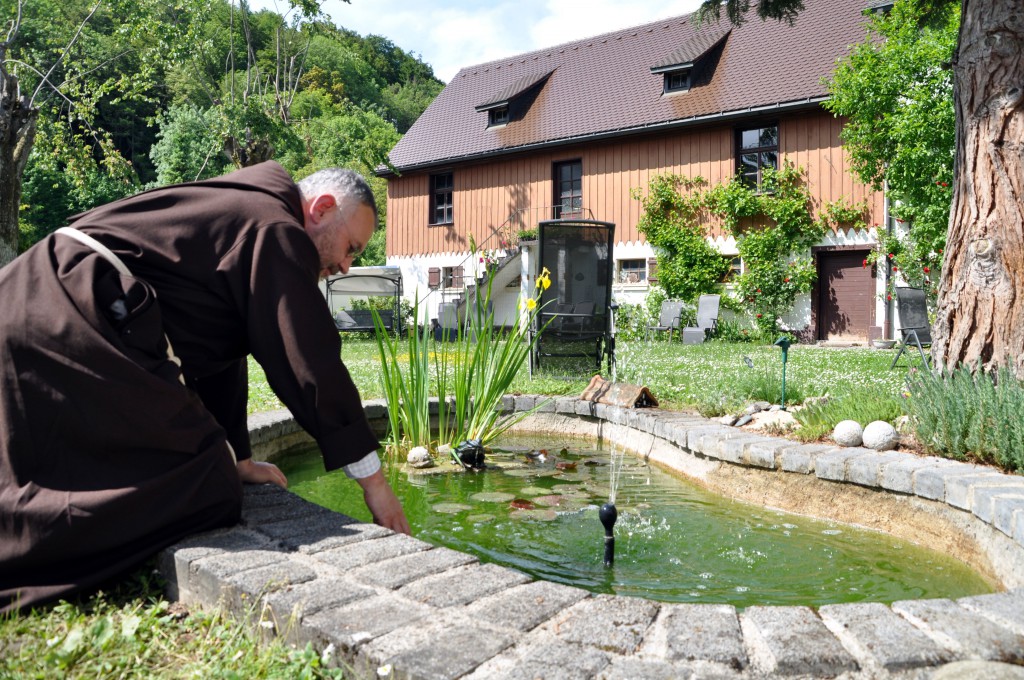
[608,443,626,504]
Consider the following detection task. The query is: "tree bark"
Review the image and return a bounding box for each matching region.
[932,0,1024,378]
[0,45,38,268]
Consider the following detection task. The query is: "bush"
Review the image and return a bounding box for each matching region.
[793,387,905,442]
[905,365,1024,472]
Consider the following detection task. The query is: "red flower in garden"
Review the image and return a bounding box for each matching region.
[757,288,761,293]
[892,266,898,272]
[887,294,892,301]
[939,249,943,254]
[923,266,930,273]
[756,313,763,318]
[862,259,868,268]
[784,277,790,283]
[888,253,894,259]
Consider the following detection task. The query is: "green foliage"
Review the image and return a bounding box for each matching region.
[906,365,1024,472]
[374,274,552,460]
[736,362,808,405]
[793,388,906,442]
[149,104,230,185]
[826,0,958,303]
[633,174,730,302]
[706,163,825,334]
[0,563,345,678]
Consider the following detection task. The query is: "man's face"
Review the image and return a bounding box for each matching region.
[307,200,375,279]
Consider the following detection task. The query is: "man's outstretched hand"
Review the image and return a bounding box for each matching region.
[357,470,411,535]
[237,458,288,488]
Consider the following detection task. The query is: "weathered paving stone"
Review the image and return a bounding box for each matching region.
[913,462,988,502]
[359,611,516,680]
[543,594,659,655]
[718,436,764,465]
[815,448,869,482]
[972,485,1024,524]
[575,400,596,417]
[879,456,943,494]
[513,395,537,412]
[930,660,1024,680]
[645,603,746,669]
[892,598,1024,662]
[303,592,436,652]
[535,397,557,413]
[312,533,429,571]
[819,602,953,671]
[778,443,835,474]
[746,439,785,469]
[223,559,318,610]
[251,511,361,551]
[463,637,611,680]
[599,658,742,680]
[397,562,531,608]
[241,488,334,525]
[988,495,1024,537]
[847,451,907,488]
[945,473,1024,512]
[742,605,858,676]
[159,526,274,597]
[959,589,1024,637]
[463,580,590,632]
[348,545,477,589]
[189,549,288,605]
[555,397,576,414]
[264,576,375,624]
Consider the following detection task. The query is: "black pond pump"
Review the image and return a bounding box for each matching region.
[599,502,618,567]
[454,439,486,470]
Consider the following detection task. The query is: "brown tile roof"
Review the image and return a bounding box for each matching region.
[650,26,731,72]
[384,0,870,174]
[475,70,555,111]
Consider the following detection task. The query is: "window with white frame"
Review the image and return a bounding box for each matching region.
[617,259,647,284]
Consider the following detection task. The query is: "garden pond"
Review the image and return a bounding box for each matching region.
[279,435,993,609]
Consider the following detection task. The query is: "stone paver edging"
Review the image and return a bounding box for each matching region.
[159,397,1024,679]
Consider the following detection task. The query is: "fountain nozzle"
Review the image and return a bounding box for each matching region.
[599,502,618,567]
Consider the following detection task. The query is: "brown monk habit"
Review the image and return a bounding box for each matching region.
[0,162,380,612]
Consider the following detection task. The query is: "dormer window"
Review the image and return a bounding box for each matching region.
[664,70,691,94]
[475,69,554,129]
[651,27,730,96]
[488,106,509,127]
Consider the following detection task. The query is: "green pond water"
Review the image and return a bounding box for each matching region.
[280,435,993,608]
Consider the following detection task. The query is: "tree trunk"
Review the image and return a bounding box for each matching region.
[0,46,38,268]
[932,0,1024,378]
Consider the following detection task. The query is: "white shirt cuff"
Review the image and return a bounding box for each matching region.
[342,450,382,479]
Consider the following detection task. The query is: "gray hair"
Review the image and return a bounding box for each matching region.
[297,168,378,225]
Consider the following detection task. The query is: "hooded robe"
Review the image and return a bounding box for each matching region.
[0,162,379,612]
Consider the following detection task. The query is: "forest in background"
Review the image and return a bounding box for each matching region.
[3,0,443,265]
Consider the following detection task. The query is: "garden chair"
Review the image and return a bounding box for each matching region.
[890,287,932,370]
[682,294,720,344]
[433,302,460,341]
[646,300,684,342]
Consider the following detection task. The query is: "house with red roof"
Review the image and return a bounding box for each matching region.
[379,0,894,342]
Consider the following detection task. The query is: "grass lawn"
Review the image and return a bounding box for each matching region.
[5,337,910,678]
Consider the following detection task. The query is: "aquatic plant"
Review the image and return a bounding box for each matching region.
[373,269,553,460]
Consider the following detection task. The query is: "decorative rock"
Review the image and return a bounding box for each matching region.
[720,415,738,426]
[735,414,754,427]
[862,420,899,451]
[407,446,434,468]
[832,420,864,447]
[744,401,771,415]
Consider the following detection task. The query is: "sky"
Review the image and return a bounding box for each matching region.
[250,0,706,83]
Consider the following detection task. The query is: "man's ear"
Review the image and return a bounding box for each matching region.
[308,194,337,225]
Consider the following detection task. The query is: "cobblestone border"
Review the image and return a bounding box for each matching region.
[159,398,1024,679]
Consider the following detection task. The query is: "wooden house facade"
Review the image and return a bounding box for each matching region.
[380,0,894,341]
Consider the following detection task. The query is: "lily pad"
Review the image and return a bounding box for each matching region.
[555,461,577,471]
[532,494,566,507]
[519,486,550,496]
[510,508,558,521]
[509,498,536,510]
[470,492,516,503]
[467,514,496,523]
[503,469,542,478]
[432,502,473,514]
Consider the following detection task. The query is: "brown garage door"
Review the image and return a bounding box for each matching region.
[818,250,875,341]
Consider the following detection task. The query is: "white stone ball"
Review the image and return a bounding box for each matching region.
[862,421,899,451]
[406,446,433,468]
[833,420,864,447]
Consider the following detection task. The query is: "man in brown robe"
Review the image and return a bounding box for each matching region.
[0,161,409,613]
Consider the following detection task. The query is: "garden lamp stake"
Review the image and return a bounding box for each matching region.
[773,337,791,410]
